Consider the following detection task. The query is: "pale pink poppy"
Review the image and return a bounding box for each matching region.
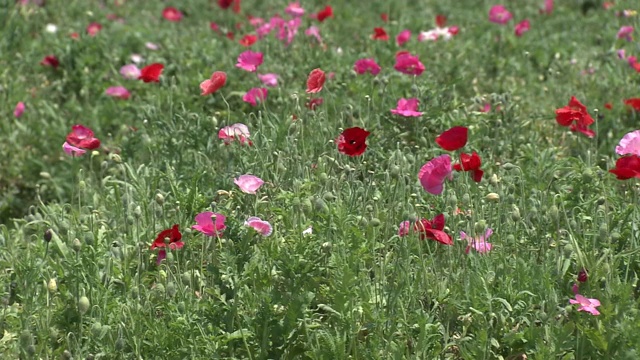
[200,71,227,96]
[418,154,453,195]
[120,64,141,79]
[541,0,554,14]
[354,58,381,75]
[302,226,313,236]
[489,5,512,25]
[391,98,423,117]
[236,50,264,72]
[145,42,160,50]
[418,27,457,42]
[617,26,634,41]
[617,49,627,60]
[192,211,226,237]
[249,17,264,27]
[62,142,87,156]
[305,25,322,44]
[460,229,493,254]
[398,221,411,237]
[130,54,143,64]
[86,22,102,36]
[277,18,301,45]
[615,130,640,156]
[514,19,530,37]
[258,73,279,87]
[219,123,251,145]
[235,174,264,194]
[14,102,25,118]
[396,29,411,46]
[394,53,425,76]
[256,22,274,38]
[245,216,273,236]
[243,87,268,107]
[285,2,305,17]
[570,294,601,315]
[105,86,131,99]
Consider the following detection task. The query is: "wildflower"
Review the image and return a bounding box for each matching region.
[138,63,164,83]
[436,126,469,151]
[418,155,453,195]
[130,54,143,64]
[258,73,278,87]
[615,130,640,156]
[488,5,512,25]
[609,155,640,179]
[305,26,322,44]
[398,221,411,237]
[14,102,25,118]
[617,26,634,41]
[570,294,601,315]
[396,29,411,46]
[394,53,425,76]
[336,127,371,157]
[239,34,257,47]
[62,142,86,156]
[314,5,333,22]
[86,22,102,36]
[413,214,453,245]
[541,0,554,14]
[577,268,589,283]
[45,24,58,33]
[453,152,484,182]
[306,98,323,110]
[390,98,423,117]
[120,64,141,79]
[354,58,381,75]
[371,27,389,41]
[514,19,530,37]
[302,226,313,236]
[105,86,130,100]
[245,217,273,236]
[243,87,268,107]
[236,50,263,72]
[150,224,183,264]
[380,13,389,22]
[219,123,252,145]
[460,229,493,254]
[192,212,226,237]
[162,6,183,22]
[286,2,305,17]
[200,71,226,96]
[624,98,640,111]
[436,15,447,27]
[306,68,326,93]
[66,125,100,150]
[234,174,264,194]
[555,96,595,138]
[40,55,59,68]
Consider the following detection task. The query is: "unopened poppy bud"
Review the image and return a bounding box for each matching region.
[165,252,174,262]
[47,278,57,293]
[155,193,165,205]
[323,192,336,201]
[72,238,82,252]
[91,150,100,157]
[322,241,332,252]
[408,213,418,223]
[461,193,471,204]
[110,153,122,163]
[79,180,86,190]
[211,116,218,128]
[489,174,500,186]
[101,161,109,171]
[577,268,588,283]
[91,322,103,338]
[581,169,593,182]
[548,205,559,222]
[166,282,177,297]
[599,223,608,239]
[40,171,51,179]
[511,205,521,222]
[44,229,52,243]
[502,163,517,170]
[357,216,368,227]
[390,165,401,178]
[485,193,500,202]
[370,218,381,227]
[474,220,487,234]
[313,198,329,213]
[133,206,142,219]
[318,172,328,181]
[611,232,621,241]
[447,194,458,207]
[78,296,90,315]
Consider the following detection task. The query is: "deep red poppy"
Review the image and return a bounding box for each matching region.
[139,63,164,83]
[624,98,640,111]
[336,127,371,157]
[239,34,257,47]
[554,96,595,138]
[218,0,233,9]
[66,125,101,150]
[40,55,59,68]
[604,103,613,110]
[150,224,183,250]
[306,97,324,110]
[306,68,326,93]
[435,126,468,151]
[162,6,183,22]
[380,13,389,22]
[226,31,235,40]
[412,214,453,245]
[435,14,447,27]
[371,27,389,41]
[609,155,640,180]
[453,151,484,182]
[316,5,333,22]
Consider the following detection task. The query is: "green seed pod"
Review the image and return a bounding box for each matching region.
[177,301,186,313]
[84,232,94,246]
[581,169,594,183]
[91,322,103,338]
[180,273,191,286]
[370,218,381,227]
[78,296,90,315]
[390,165,401,178]
[313,198,329,213]
[474,220,487,234]
[318,172,328,181]
[611,232,621,241]
[166,282,177,298]
[155,193,165,206]
[599,223,608,239]
[511,205,521,222]
[408,213,419,223]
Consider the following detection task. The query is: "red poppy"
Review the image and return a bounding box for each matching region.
[226,31,235,40]
[162,6,183,22]
[150,224,183,250]
[306,98,324,110]
[218,0,233,9]
[371,27,389,40]
[453,152,484,182]
[139,63,164,83]
[86,22,102,36]
[210,22,221,33]
[634,62,640,73]
[412,214,453,245]
[336,127,371,157]
[624,98,640,111]
[380,13,389,22]
[609,155,640,180]
[554,96,595,138]
[306,68,326,93]
[435,126,468,151]
[316,5,333,22]
[604,103,613,110]
[40,55,59,68]
[239,34,257,47]
[66,125,101,150]
[435,14,447,27]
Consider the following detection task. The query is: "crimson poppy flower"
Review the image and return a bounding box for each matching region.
[412,214,453,245]
[315,5,333,22]
[453,152,484,182]
[394,53,425,76]
[139,63,164,83]
[555,96,595,138]
[66,124,101,150]
[239,34,257,46]
[436,126,468,151]
[306,97,323,110]
[162,6,183,22]
[380,13,389,22]
[336,127,370,157]
[609,155,640,179]
[624,98,640,111]
[371,27,389,41]
[436,14,447,27]
[604,103,613,110]
[150,224,183,264]
[226,31,235,40]
[218,0,232,9]
[40,55,59,68]
[306,68,326,93]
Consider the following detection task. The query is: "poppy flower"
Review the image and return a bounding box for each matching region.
[624,98,640,111]
[162,6,183,22]
[413,214,453,245]
[258,73,279,87]
[453,151,484,182]
[615,130,640,156]
[604,103,613,110]
[66,124,101,150]
[354,58,381,75]
[105,86,131,100]
[138,63,164,83]
[218,0,233,9]
[305,26,322,44]
[540,0,554,14]
[436,126,468,151]
[219,123,252,145]
[398,221,411,237]
[617,26,634,41]
[371,27,389,41]
[488,5,512,25]
[460,228,493,254]
[14,102,25,118]
[40,55,59,68]
[555,96,595,138]
[306,68,326,93]
[570,294,601,316]
[285,2,305,17]
[120,64,141,79]
[418,155,453,195]
[245,216,273,236]
[236,50,263,72]
[192,212,226,237]
[239,34,257,47]
[577,268,589,283]
[435,15,447,27]
[336,127,370,157]
[394,53,425,76]
[396,29,411,46]
[200,71,226,96]
[390,98,423,117]
[62,142,86,157]
[514,19,530,37]
[609,155,640,179]
[86,22,102,36]
[235,174,264,194]
[150,224,183,264]
[306,97,323,110]
[315,5,333,22]
[243,87,268,107]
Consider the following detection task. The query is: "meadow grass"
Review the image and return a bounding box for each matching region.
[1,0,640,358]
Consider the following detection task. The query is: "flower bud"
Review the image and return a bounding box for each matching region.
[474,220,487,234]
[577,268,588,283]
[599,223,608,239]
[133,205,142,219]
[78,296,90,315]
[72,238,82,252]
[91,322,103,338]
[548,205,559,222]
[511,205,521,222]
[489,173,500,186]
[313,198,329,213]
[370,218,381,227]
[502,163,517,170]
[166,282,177,298]
[44,229,52,243]
[47,278,57,293]
[485,193,500,202]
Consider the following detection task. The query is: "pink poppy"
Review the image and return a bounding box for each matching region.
[514,19,530,37]
[145,42,160,50]
[285,1,305,17]
[460,228,493,254]
[66,125,100,150]
[105,86,130,100]
[200,71,227,96]
[258,73,279,87]
[234,174,264,194]
[219,123,252,145]
[14,102,25,118]
[243,87,268,107]
[236,50,264,72]
[354,58,381,75]
[541,0,554,14]
[62,142,87,157]
[192,211,226,237]
[398,221,411,237]
[390,98,423,117]
[120,64,141,80]
[489,5,512,25]
[615,130,640,156]
[570,294,601,316]
[617,26,634,41]
[162,6,183,22]
[396,29,411,46]
[86,22,102,36]
[244,216,273,236]
[418,155,453,195]
[394,53,425,76]
[305,25,322,44]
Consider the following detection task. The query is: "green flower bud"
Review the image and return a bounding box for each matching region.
[155,193,165,205]
[485,193,500,202]
[166,282,177,298]
[91,322,103,338]
[390,165,401,178]
[133,206,142,219]
[323,192,336,201]
[44,229,52,243]
[78,296,90,315]
[474,220,487,234]
[370,218,381,227]
[548,205,559,222]
[511,205,521,222]
[599,223,608,239]
[581,169,593,182]
[313,198,329,213]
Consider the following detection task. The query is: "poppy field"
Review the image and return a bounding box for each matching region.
[3,0,640,358]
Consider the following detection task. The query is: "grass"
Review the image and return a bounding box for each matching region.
[1,0,640,358]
